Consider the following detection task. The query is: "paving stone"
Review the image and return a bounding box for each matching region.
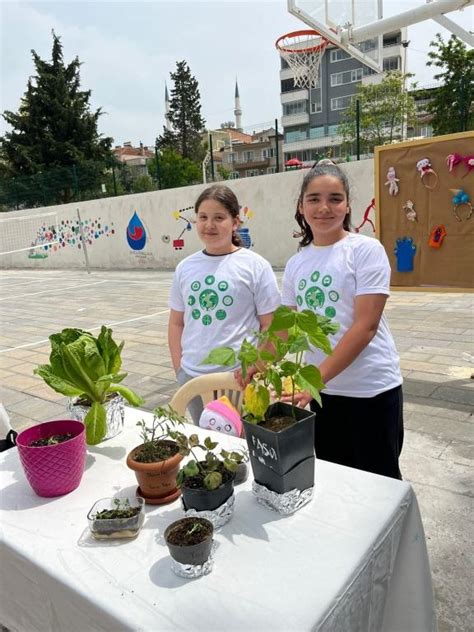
[431,386,474,406]
[404,413,474,444]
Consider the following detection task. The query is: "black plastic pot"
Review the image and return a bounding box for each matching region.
[164,517,214,566]
[250,455,315,494]
[181,475,234,512]
[243,402,315,476]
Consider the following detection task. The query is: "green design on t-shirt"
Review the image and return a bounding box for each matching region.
[188,276,234,326]
[297,269,339,318]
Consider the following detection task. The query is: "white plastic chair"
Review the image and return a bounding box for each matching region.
[169,372,244,423]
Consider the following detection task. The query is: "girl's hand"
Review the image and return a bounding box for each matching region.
[234,366,258,389]
[278,390,313,409]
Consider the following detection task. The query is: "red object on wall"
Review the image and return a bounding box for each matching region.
[173,239,184,250]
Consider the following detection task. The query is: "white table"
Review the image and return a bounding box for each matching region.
[0,408,436,632]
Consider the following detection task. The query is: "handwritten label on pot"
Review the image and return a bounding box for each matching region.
[251,435,277,463]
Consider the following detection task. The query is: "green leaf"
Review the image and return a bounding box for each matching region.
[259,349,275,362]
[288,335,311,354]
[183,461,200,477]
[307,330,333,356]
[296,365,325,404]
[204,436,218,450]
[268,306,296,332]
[109,384,144,406]
[204,471,222,490]
[267,368,282,398]
[189,434,200,447]
[176,470,185,487]
[223,458,237,472]
[61,344,99,400]
[279,361,298,375]
[33,365,84,397]
[201,347,236,366]
[84,401,107,445]
[98,326,123,374]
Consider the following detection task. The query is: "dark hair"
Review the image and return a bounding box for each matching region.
[295,163,352,248]
[195,184,243,247]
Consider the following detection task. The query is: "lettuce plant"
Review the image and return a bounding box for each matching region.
[202,306,339,424]
[34,326,144,444]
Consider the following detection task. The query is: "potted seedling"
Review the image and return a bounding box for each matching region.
[164,517,214,574]
[16,419,86,497]
[87,497,145,540]
[203,306,338,497]
[169,429,245,516]
[34,326,144,445]
[126,406,186,505]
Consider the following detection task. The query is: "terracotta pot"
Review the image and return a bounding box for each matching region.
[126,440,183,505]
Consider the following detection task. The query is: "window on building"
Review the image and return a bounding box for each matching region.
[383,56,400,71]
[284,127,308,143]
[246,169,260,177]
[327,124,339,136]
[309,126,325,139]
[242,151,254,162]
[359,38,377,53]
[262,148,275,159]
[281,78,301,93]
[283,101,307,116]
[383,34,401,47]
[311,101,322,113]
[330,49,350,62]
[229,172,239,179]
[331,95,352,111]
[267,166,277,174]
[227,153,235,164]
[331,68,363,87]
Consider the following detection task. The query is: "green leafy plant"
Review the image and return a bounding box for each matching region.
[202,306,339,424]
[133,406,187,463]
[169,430,246,491]
[34,326,144,445]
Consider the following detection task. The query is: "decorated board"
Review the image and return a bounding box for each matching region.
[375,131,474,290]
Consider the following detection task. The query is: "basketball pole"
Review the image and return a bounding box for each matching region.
[76,209,91,275]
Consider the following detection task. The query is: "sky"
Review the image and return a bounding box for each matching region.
[1,0,472,146]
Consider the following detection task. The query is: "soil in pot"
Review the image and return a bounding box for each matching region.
[182,462,233,491]
[29,433,73,447]
[181,463,235,512]
[166,518,213,547]
[132,440,179,463]
[258,415,296,433]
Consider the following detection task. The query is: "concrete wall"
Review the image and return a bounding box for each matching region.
[0,159,376,270]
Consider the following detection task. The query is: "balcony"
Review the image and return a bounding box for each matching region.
[281,88,309,104]
[280,67,296,81]
[281,112,310,127]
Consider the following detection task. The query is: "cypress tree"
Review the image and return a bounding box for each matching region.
[157,60,206,162]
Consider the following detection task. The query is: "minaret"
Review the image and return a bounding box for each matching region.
[234,79,242,132]
[165,82,172,131]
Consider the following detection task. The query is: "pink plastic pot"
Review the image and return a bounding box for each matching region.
[16,419,86,497]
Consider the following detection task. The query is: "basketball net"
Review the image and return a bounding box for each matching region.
[276,30,330,89]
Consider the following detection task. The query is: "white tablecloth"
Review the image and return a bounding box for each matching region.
[0,408,436,632]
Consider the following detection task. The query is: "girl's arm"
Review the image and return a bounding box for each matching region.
[168,309,185,372]
[319,293,387,384]
[287,294,388,407]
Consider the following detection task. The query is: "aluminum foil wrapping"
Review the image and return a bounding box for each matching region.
[252,481,314,514]
[181,493,235,530]
[170,541,216,578]
[68,394,124,441]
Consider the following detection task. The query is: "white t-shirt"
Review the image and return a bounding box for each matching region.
[282,233,402,397]
[169,248,281,376]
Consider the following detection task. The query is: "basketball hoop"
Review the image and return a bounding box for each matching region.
[276,29,330,89]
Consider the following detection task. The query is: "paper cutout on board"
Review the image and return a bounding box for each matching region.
[394,237,417,272]
[126,211,147,250]
[428,225,447,249]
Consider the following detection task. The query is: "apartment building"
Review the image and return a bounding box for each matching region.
[280,30,407,163]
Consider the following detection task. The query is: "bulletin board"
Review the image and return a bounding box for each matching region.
[374,131,474,291]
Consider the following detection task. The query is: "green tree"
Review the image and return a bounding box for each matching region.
[338,72,416,155]
[157,61,206,162]
[0,31,114,205]
[131,174,154,193]
[217,164,230,180]
[148,148,201,190]
[426,34,473,134]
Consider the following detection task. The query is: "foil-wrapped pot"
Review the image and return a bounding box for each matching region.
[68,394,124,441]
[181,493,235,530]
[252,481,313,515]
[170,541,216,578]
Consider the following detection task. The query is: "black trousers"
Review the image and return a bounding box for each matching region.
[310,385,404,480]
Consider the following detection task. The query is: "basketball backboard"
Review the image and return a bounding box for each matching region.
[288,0,474,72]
